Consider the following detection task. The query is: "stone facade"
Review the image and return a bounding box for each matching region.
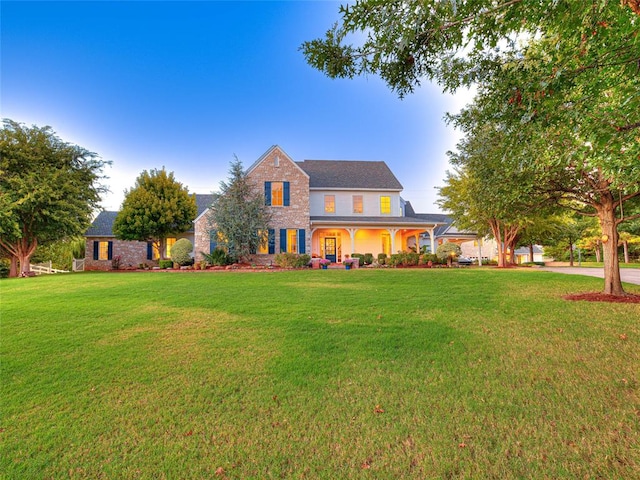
[85,237,153,271]
[193,213,212,263]
[247,146,310,264]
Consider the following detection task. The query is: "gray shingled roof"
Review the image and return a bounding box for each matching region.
[86,194,213,237]
[85,211,118,237]
[297,160,403,190]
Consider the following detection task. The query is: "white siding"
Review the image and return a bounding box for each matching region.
[309,190,402,216]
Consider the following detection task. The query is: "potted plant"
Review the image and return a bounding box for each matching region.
[343,258,355,270]
[319,258,330,269]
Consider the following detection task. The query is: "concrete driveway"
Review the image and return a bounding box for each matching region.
[541,267,640,285]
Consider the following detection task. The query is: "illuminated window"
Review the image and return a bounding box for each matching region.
[279,228,305,254]
[287,229,298,253]
[271,182,283,206]
[353,195,363,214]
[324,195,335,213]
[380,196,391,214]
[93,241,113,261]
[98,241,110,260]
[265,181,289,207]
[165,237,176,258]
[257,230,269,254]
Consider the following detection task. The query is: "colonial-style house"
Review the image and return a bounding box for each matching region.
[85,145,452,269]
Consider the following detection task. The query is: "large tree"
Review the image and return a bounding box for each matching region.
[113,168,197,259]
[0,119,108,276]
[303,0,640,294]
[208,158,272,263]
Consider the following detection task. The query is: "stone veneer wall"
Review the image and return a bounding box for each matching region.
[193,214,211,263]
[248,147,310,265]
[85,237,153,271]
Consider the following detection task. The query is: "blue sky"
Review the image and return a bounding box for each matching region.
[2,1,472,213]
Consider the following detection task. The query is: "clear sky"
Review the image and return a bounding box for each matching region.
[2,1,471,213]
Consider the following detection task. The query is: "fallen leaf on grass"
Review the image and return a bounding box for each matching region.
[374,405,384,414]
[215,467,225,476]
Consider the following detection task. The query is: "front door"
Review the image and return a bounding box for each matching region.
[324,237,337,263]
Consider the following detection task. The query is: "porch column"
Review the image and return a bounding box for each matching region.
[425,227,436,254]
[414,233,420,252]
[388,228,399,254]
[346,228,357,255]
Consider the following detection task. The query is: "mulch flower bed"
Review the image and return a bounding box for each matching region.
[564,292,640,304]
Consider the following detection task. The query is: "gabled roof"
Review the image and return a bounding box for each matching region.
[85,194,212,237]
[297,160,403,190]
[246,145,309,178]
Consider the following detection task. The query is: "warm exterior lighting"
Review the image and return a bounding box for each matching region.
[601,234,609,243]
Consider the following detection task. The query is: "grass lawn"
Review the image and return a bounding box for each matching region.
[1,269,639,479]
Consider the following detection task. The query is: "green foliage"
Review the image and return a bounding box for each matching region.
[0,119,108,275]
[363,253,374,265]
[208,158,272,263]
[201,248,232,266]
[305,0,640,292]
[377,253,387,265]
[158,259,173,269]
[31,237,85,271]
[274,252,310,268]
[0,258,9,278]
[113,168,196,259]
[436,243,462,263]
[351,253,364,266]
[170,238,193,266]
[420,253,439,265]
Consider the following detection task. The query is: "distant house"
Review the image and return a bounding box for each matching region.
[85,145,455,270]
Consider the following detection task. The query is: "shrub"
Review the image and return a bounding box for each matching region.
[363,253,374,265]
[403,252,420,266]
[388,254,402,267]
[274,253,311,268]
[159,259,173,269]
[0,259,10,278]
[111,255,122,270]
[201,248,232,266]
[170,238,193,266]
[351,253,365,266]
[420,253,438,265]
[377,253,387,265]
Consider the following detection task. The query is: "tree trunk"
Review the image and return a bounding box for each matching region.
[568,237,574,267]
[594,241,601,263]
[528,244,534,263]
[623,241,629,264]
[9,255,18,278]
[598,197,624,295]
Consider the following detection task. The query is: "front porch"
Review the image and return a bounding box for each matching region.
[309,216,444,262]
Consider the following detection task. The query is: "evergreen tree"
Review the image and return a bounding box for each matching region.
[208,158,272,263]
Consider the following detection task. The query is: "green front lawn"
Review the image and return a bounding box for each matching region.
[1,270,639,479]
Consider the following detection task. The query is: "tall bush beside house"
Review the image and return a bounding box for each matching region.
[170,238,193,266]
[202,248,232,266]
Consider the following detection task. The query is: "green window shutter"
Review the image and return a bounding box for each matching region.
[107,242,113,260]
[264,182,271,206]
[93,241,99,260]
[283,182,290,206]
[298,229,306,254]
[280,229,287,253]
[268,229,275,254]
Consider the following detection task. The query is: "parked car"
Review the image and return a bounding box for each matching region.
[457,256,473,266]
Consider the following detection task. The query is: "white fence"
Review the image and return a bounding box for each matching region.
[29,261,70,275]
[72,258,85,272]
